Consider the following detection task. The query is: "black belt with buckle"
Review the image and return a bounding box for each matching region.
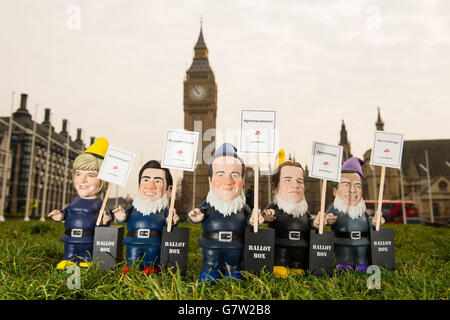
[275,230,308,241]
[335,231,369,240]
[202,231,243,242]
[64,229,95,238]
[127,229,162,239]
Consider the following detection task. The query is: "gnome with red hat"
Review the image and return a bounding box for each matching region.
[315,157,385,272]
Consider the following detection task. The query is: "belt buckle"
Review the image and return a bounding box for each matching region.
[351,231,361,240]
[218,231,233,242]
[71,229,83,238]
[137,229,150,239]
[289,231,301,240]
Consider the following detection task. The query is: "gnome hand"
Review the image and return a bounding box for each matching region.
[113,206,127,222]
[313,216,319,228]
[188,208,204,223]
[168,209,180,225]
[48,209,64,222]
[372,216,385,226]
[325,213,337,225]
[102,211,112,225]
[250,209,264,226]
[262,209,276,222]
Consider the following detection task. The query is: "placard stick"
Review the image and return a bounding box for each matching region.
[96,183,112,226]
[375,166,386,231]
[253,157,259,233]
[319,179,327,235]
[167,169,179,232]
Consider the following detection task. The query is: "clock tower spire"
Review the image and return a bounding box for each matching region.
[179,24,218,215]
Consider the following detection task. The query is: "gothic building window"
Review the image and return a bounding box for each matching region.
[438,180,447,192]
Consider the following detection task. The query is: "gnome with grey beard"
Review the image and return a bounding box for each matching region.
[263,150,313,278]
[188,143,264,284]
[318,157,385,272]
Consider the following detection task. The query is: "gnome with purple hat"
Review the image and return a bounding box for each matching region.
[315,157,385,272]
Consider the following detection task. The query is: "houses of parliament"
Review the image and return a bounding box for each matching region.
[1,26,448,224]
[177,26,449,223]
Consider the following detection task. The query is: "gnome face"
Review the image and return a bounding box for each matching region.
[209,156,244,201]
[277,165,305,203]
[138,168,170,202]
[334,172,363,206]
[73,169,102,199]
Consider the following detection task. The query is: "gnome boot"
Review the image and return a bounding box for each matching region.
[225,271,242,280]
[273,266,289,278]
[356,264,368,272]
[56,260,76,270]
[79,261,92,268]
[121,265,132,275]
[142,267,160,275]
[336,263,354,273]
[290,268,306,276]
[199,269,221,284]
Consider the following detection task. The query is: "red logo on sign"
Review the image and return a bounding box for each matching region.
[255,130,261,135]
[323,161,329,166]
[177,150,183,154]
[384,149,390,153]
[113,165,119,170]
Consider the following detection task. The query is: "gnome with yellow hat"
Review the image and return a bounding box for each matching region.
[48,137,112,270]
[262,149,314,278]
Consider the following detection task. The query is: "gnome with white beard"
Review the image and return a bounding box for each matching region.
[113,160,179,275]
[319,157,385,273]
[188,143,264,284]
[263,150,313,278]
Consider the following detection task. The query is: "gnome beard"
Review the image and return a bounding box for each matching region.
[274,193,308,218]
[206,190,246,217]
[132,193,169,216]
[333,195,367,220]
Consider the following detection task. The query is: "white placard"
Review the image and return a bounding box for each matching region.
[240,109,276,153]
[98,146,136,187]
[161,130,199,171]
[309,142,343,183]
[370,131,404,169]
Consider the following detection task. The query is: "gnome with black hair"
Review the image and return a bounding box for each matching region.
[113,160,179,275]
[188,143,264,284]
[314,157,385,272]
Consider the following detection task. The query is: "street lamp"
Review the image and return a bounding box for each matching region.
[418,150,433,223]
[369,164,377,200]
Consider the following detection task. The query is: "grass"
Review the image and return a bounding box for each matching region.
[0,219,448,300]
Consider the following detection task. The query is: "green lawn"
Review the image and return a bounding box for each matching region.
[0,219,448,300]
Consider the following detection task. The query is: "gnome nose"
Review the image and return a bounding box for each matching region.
[224,174,234,185]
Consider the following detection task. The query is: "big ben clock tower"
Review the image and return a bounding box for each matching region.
[179,25,218,214]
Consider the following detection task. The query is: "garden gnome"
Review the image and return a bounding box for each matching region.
[314,157,385,272]
[188,143,264,284]
[113,160,179,275]
[48,137,111,270]
[263,149,313,278]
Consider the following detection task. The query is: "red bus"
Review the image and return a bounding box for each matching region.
[364,200,419,224]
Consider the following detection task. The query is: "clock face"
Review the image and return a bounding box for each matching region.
[190,85,207,101]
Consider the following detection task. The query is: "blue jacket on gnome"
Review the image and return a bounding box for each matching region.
[60,197,107,244]
[117,206,169,246]
[189,142,263,284]
[113,160,179,275]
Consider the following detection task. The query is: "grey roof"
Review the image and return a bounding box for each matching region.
[194,27,207,50]
[402,139,450,178]
[188,58,212,72]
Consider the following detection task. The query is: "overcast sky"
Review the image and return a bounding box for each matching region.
[1,0,449,197]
